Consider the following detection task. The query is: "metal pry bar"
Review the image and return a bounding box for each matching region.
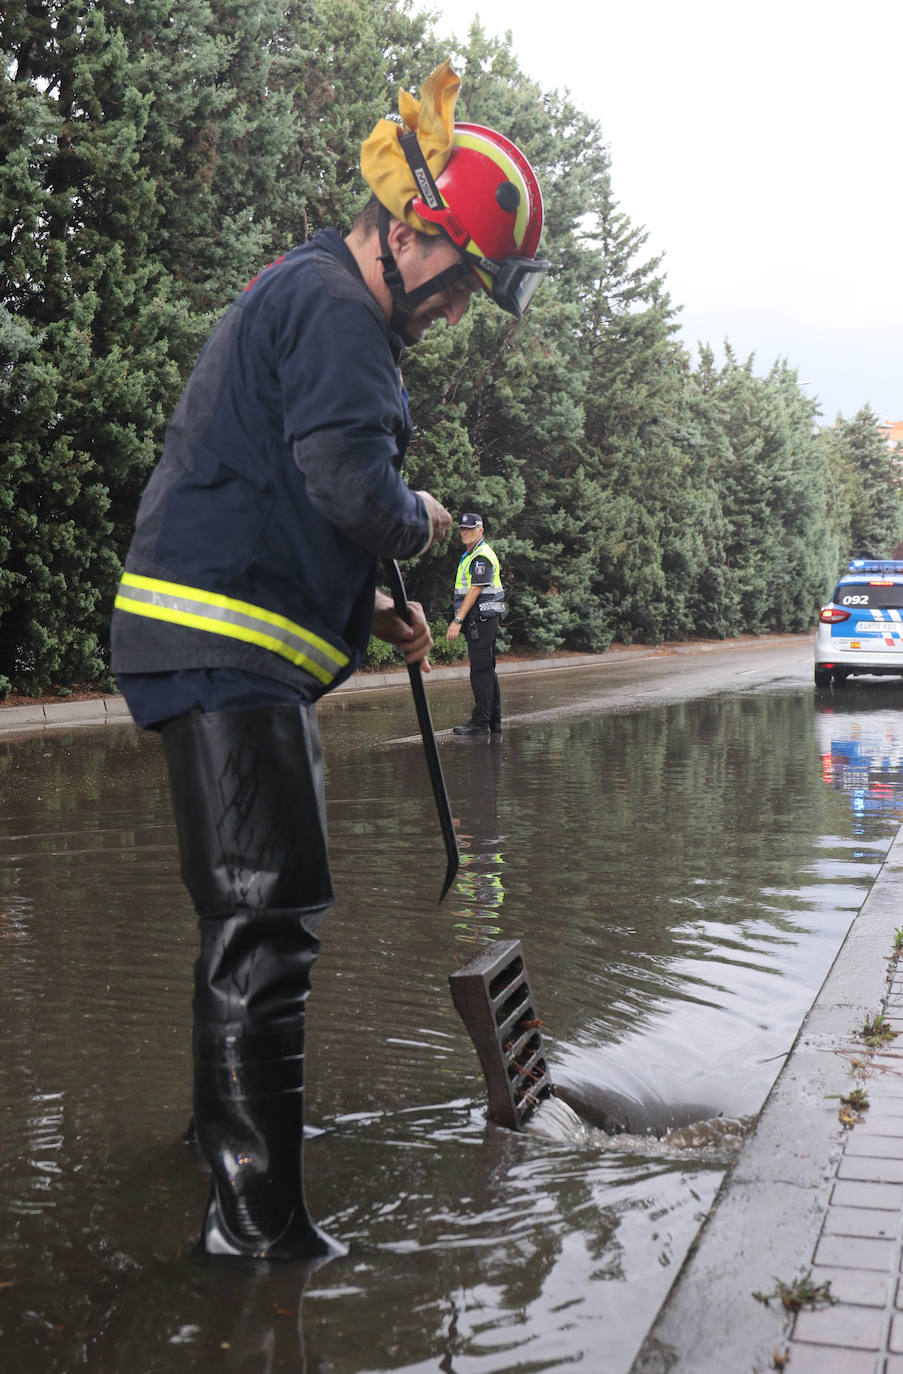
[383,558,459,901]
[449,939,553,1130]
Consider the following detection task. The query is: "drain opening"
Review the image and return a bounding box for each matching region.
[488,957,523,998]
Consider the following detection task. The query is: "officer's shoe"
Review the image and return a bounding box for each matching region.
[489,720,503,735]
[453,722,490,735]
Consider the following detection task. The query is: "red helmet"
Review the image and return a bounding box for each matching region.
[401,123,548,318]
[414,124,543,258]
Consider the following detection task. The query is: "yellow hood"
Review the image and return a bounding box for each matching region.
[360,60,460,234]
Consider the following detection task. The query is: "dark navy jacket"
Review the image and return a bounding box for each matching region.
[111,229,428,699]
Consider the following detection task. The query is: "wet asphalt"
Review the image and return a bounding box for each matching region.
[4,636,902,1372]
[632,819,903,1374]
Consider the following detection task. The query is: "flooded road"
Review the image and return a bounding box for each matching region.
[3,637,903,1373]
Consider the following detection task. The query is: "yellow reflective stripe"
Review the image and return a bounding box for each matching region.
[114,573,349,686]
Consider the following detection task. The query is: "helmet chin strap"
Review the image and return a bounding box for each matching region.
[377,204,471,343]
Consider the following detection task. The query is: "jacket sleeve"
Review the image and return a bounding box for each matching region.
[293,428,430,560]
[282,292,430,560]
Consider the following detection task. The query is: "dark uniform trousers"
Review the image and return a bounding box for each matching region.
[465,613,501,727]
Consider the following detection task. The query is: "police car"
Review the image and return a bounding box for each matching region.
[815,559,903,687]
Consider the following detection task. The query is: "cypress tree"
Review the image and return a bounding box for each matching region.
[1,3,183,693]
[691,348,829,633]
[815,406,903,567]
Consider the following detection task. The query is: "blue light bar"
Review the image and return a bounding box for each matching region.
[847,559,903,573]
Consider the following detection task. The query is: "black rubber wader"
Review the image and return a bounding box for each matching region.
[162,704,346,1260]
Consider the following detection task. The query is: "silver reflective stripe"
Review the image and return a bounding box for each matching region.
[115,573,349,686]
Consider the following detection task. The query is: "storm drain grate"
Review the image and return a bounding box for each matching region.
[449,939,553,1130]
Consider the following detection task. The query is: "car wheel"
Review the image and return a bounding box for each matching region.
[832,671,848,687]
[814,668,832,688]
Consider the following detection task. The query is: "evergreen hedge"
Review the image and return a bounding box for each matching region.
[1,2,900,696]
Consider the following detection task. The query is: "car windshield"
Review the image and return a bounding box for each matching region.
[833,582,903,609]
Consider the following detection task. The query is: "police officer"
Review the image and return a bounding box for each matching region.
[110,61,546,1261]
[447,513,505,735]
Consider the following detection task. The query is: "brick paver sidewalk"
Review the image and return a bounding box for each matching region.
[788,966,903,1373]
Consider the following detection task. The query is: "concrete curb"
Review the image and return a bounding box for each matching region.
[0,694,133,732]
[335,650,619,694]
[631,822,903,1373]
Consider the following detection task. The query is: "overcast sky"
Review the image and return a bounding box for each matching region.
[434,0,901,426]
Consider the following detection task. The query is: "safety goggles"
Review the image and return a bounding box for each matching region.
[462,250,550,319]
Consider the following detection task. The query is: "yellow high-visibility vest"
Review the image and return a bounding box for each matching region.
[454,541,504,616]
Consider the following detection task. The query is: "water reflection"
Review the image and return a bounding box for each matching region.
[448,743,506,951]
[815,682,903,825]
[1,678,901,1373]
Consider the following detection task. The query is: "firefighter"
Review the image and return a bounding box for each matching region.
[446,514,505,734]
[110,60,547,1260]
